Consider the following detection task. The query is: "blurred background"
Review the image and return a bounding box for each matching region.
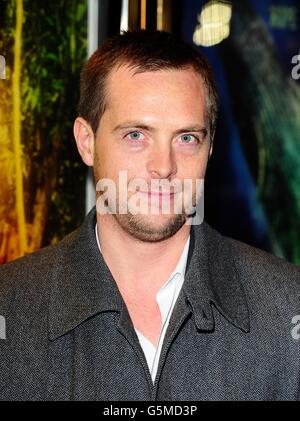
[0,0,299,264]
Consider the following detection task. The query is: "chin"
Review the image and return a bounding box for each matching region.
[114,213,187,243]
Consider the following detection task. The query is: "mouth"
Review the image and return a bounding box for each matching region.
[138,191,176,198]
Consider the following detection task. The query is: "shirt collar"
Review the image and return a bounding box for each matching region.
[48,207,249,340]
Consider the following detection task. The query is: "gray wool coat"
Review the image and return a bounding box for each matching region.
[0,207,300,401]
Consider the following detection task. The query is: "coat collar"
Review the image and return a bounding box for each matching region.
[48,207,249,340]
[183,220,250,333]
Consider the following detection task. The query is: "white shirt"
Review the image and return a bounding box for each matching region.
[95,224,190,383]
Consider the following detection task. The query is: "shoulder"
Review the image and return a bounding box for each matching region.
[226,235,300,283]
[0,228,80,308]
[0,246,56,324]
[0,208,97,314]
[222,233,300,312]
[202,222,300,280]
[201,222,300,303]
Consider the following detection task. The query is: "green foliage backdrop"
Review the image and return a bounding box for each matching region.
[0,0,88,262]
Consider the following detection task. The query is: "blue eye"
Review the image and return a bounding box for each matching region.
[180,134,198,144]
[128,131,143,141]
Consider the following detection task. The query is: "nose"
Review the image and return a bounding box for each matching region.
[146,145,177,179]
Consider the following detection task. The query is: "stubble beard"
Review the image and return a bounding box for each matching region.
[114,211,187,243]
[94,163,195,242]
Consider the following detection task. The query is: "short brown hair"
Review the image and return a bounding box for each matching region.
[79,30,218,137]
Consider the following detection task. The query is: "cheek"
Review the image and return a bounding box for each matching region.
[95,145,139,183]
[178,153,209,181]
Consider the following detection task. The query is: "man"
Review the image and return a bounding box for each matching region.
[0,30,300,401]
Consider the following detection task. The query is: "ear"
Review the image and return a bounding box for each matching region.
[73,117,95,166]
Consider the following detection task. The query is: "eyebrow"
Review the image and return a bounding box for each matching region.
[113,121,208,136]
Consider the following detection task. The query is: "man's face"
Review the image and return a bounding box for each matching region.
[93,65,212,242]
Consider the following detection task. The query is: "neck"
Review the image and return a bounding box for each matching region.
[96,214,190,295]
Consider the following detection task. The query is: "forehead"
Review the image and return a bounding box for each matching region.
[104,65,206,123]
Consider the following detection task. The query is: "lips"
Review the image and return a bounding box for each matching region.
[139,191,176,196]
